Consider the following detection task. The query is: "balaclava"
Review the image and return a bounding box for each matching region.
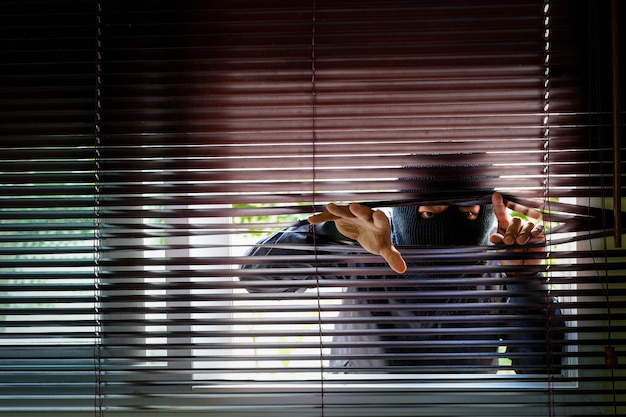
[391,152,496,247]
[391,203,494,247]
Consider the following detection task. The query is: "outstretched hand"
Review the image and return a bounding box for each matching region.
[489,192,545,275]
[309,203,407,274]
[308,193,545,276]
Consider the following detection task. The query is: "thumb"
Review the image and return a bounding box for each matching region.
[380,246,407,274]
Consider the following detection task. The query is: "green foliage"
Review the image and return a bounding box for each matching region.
[232,203,307,239]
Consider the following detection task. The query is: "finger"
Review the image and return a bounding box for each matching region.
[308,203,349,224]
[325,203,355,219]
[505,200,543,222]
[308,210,338,224]
[531,223,545,237]
[503,217,522,245]
[515,221,535,245]
[349,203,375,221]
[527,234,546,244]
[380,246,407,274]
[491,192,509,233]
[371,210,391,230]
[489,232,505,245]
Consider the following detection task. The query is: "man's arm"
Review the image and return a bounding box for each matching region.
[489,192,563,373]
[502,274,563,373]
[240,220,354,293]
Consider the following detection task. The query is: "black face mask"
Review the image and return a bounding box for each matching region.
[391,204,494,247]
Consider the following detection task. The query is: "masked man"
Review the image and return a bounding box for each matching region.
[241,192,561,374]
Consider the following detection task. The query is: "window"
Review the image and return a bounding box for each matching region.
[1,0,624,416]
[0,0,98,407]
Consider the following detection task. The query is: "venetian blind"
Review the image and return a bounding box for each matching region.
[0,0,624,416]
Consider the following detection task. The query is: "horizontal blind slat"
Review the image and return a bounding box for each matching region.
[2,0,623,414]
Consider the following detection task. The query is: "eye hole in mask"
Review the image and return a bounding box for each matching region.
[419,206,481,221]
[392,204,495,247]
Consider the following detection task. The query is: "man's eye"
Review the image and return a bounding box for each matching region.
[420,211,436,219]
[462,211,479,220]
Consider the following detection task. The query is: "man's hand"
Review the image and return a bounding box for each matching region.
[489,192,545,275]
[309,203,407,274]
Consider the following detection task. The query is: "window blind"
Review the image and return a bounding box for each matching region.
[1,0,624,416]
